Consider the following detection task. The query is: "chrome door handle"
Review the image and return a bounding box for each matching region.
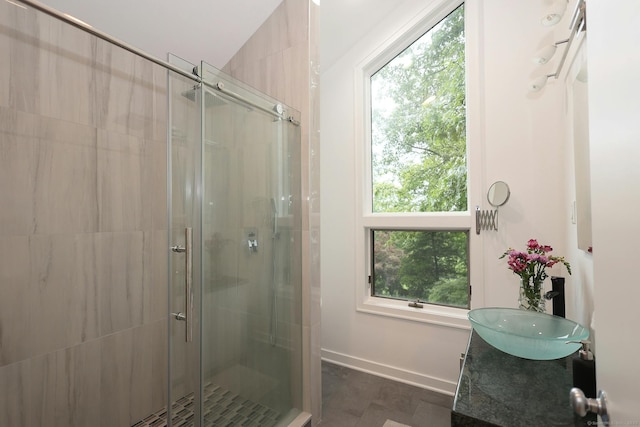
[570,388,609,424]
[171,227,193,342]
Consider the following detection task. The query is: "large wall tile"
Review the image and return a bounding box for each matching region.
[225,0,307,77]
[96,129,146,232]
[30,105,96,143]
[0,110,37,236]
[97,231,146,335]
[148,139,168,231]
[1,1,171,424]
[0,236,31,366]
[27,351,57,427]
[145,230,168,323]
[0,360,29,426]
[0,3,40,113]
[151,66,169,141]
[1,106,99,237]
[151,319,168,413]
[36,13,95,127]
[54,341,102,426]
[28,233,100,356]
[100,326,154,426]
[92,42,167,141]
[32,127,98,235]
[129,325,156,422]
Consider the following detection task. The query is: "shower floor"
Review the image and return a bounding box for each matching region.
[131,382,280,427]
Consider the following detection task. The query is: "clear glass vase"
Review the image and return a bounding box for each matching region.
[519,278,546,312]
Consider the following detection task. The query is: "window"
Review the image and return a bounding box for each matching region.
[361,3,470,313]
[371,229,469,308]
[370,4,467,215]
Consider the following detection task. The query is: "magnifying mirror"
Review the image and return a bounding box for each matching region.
[487,181,510,207]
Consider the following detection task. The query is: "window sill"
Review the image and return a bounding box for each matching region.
[357,296,471,330]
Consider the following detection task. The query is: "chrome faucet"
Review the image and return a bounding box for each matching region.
[248,232,258,252]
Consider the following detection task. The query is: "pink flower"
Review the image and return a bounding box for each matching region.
[528,253,548,264]
[508,259,527,273]
[500,239,572,282]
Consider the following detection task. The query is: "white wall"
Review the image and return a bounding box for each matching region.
[587,0,640,420]
[320,0,588,394]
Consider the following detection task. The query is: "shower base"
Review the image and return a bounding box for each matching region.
[132,382,280,427]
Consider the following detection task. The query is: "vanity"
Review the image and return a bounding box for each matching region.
[451,331,594,426]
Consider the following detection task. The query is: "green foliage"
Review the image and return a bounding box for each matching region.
[373,230,468,307]
[371,4,467,213]
[429,277,469,308]
[370,5,469,308]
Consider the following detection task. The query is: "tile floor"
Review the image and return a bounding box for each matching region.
[318,362,453,427]
[131,382,280,427]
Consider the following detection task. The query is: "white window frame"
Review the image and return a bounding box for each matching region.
[353,0,483,329]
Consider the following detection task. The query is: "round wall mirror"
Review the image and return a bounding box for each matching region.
[487,181,510,207]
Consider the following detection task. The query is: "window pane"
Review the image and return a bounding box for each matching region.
[371,5,466,213]
[372,230,469,308]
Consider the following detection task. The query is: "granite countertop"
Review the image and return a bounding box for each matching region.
[451,330,595,427]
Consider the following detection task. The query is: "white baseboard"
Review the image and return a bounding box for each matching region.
[321,349,457,396]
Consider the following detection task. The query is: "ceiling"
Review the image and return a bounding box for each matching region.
[320,0,407,71]
[30,0,414,76]
[36,0,283,68]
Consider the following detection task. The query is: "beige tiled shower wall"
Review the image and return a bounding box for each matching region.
[0,3,168,426]
[223,0,322,423]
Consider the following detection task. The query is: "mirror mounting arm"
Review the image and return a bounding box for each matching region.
[476,206,499,235]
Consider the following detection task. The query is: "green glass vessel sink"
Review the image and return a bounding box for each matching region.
[467,308,589,360]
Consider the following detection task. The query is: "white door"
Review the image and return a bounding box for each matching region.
[588,0,640,423]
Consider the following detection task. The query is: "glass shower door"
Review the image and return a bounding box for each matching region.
[167,57,302,427]
[198,61,302,426]
[168,54,202,426]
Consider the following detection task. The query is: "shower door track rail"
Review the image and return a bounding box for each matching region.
[14,0,300,125]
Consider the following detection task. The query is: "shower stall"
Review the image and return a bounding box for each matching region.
[0,1,305,426]
[162,57,303,427]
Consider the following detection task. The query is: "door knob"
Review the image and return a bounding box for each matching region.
[570,388,609,424]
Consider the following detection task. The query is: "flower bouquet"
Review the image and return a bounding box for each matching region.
[500,239,571,312]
